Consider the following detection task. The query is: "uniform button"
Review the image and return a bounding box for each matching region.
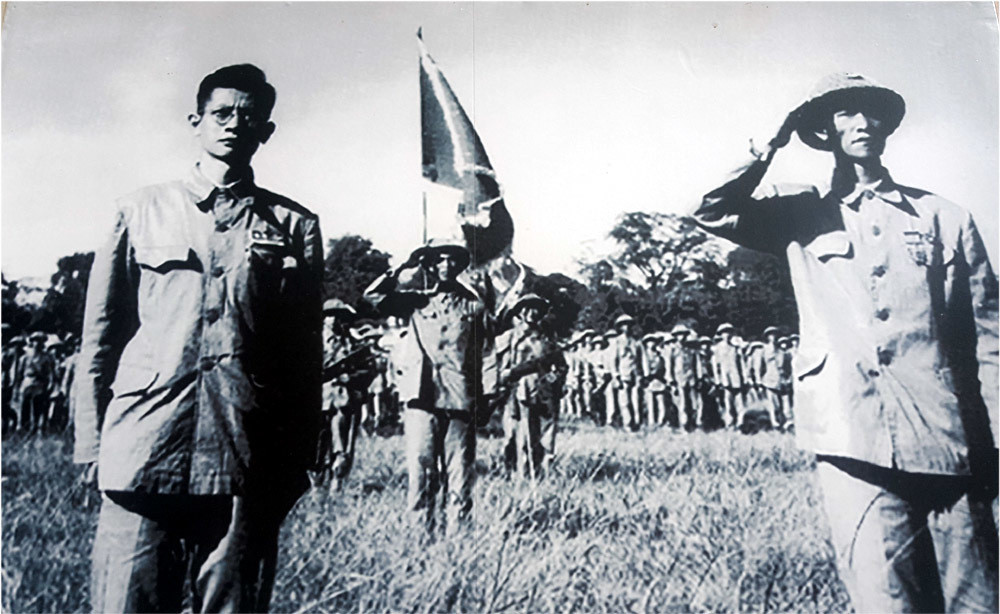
[206,308,221,323]
[872,265,886,277]
[871,225,881,237]
[212,266,225,277]
[875,308,890,321]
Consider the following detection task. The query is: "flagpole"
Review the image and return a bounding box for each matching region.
[422,191,428,244]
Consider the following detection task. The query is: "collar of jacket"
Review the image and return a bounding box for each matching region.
[826,167,917,215]
[183,163,257,205]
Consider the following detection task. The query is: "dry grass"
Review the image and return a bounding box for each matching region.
[2,423,851,613]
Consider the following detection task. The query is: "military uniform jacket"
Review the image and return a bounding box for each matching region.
[366,270,487,414]
[759,344,782,390]
[612,334,643,385]
[74,166,324,500]
[712,340,744,389]
[496,325,565,406]
[18,348,55,394]
[668,343,698,387]
[695,153,999,474]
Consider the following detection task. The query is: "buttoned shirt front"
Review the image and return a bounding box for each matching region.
[366,271,487,413]
[712,340,744,389]
[74,165,323,497]
[695,154,998,474]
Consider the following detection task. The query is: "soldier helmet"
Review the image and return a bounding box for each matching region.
[670,324,692,337]
[789,333,800,341]
[568,330,590,345]
[698,336,712,345]
[28,331,47,342]
[641,332,659,343]
[792,73,905,151]
[349,320,382,341]
[716,322,735,334]
[9,335,26,347]
[762,326,779,337]
[612,314,635,328]
[323,298,357,317]
[409,238,471,272]
[509,293,549,317]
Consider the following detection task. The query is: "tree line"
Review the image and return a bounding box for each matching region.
[1,212,797,342]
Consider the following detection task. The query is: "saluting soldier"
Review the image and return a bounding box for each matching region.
[365,238,489,534]
[695,72,998,612]
[712,323,745,429]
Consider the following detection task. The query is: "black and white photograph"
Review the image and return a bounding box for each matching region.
[1,2,998,612]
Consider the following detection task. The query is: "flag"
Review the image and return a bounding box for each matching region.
[418,29,525,314]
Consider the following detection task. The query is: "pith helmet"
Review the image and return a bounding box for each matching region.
[409,238,471,273]
[716,322,735,334]
[670,324,692,337]
[28,331,47,342]
[613,314,635,328]
[323,298,357,317]
[762,326,779,337]
[792,73,905,151]
[510,293,549,317]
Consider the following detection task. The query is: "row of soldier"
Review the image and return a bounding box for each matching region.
[310,294,802,492]
[561,315,799,433]
[1,326,78,436]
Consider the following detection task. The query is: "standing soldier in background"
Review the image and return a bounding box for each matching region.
[696,72,997,612]
[73,64,323,613]
[668,325,699,431]
[2,330,24,434]
[609,315,642,430]
[596,331,617,427]
[759,327,784,430]
[743,340,766,414]
[560,332,583,420]
[496,295,565,478]
[579,331,600,424]
[641,334,668,426]
[18,332,55,434]
[318,299,376,491]
[712,323,744,429]
[777,336,795,430]
[694,336,715,429]
[365,238,488,534]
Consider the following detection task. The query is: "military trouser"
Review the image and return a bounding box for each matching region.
[718,387,741,428]
[330,403,361,488]
[19,386,48,433]
[762,387,782,429]
[404,407,475,535]
[503,398,556,479]
[673,385,698,430]
[779,385,794,428]
[91,491,284,613]
[815,457,998,613]
[603,384,618,427]
[612,381,640,429]
[643,388,668,426]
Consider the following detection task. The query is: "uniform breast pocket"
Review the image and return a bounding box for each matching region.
[803,231,853,263]
[133,245,200,273]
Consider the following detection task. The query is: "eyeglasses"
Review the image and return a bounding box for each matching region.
[205,106,266,128]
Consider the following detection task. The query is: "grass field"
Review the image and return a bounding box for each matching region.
[2,423,852,613]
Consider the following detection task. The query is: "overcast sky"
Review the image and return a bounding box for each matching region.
[3,2,997,280]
